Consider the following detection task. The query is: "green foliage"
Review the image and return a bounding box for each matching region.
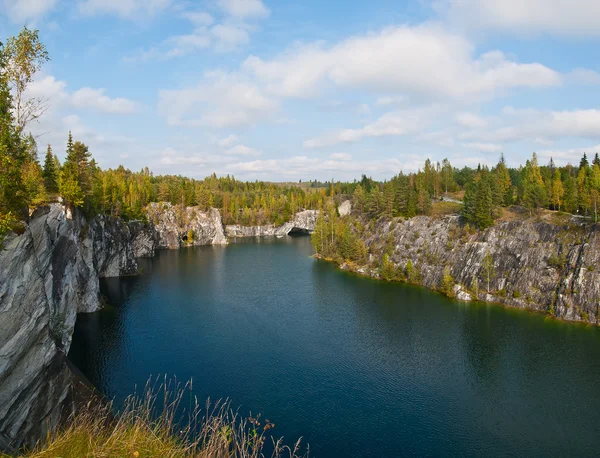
[547,253,567,270]
[440,265,455,296]
[405,259,421,284]
[379,253,396,281]
[312,202,366,264]
[42,144,58,193]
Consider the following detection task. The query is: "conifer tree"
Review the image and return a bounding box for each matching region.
[522,153,547,215]
[42,144,58,193]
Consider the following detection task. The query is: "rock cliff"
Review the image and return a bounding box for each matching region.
[146,203,227,249]
[349,214,600,324]
[0,203,317,450]
[0,204,140,451]
[225,210,318,238]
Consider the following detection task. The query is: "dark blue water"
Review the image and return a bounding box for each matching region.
[69,236,600,457]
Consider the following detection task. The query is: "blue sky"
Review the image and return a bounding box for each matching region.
[1,0,600,181]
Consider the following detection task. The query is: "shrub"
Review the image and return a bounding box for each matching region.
[512,289,521,298]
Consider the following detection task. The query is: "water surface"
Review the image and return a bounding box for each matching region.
[70,236,600,457]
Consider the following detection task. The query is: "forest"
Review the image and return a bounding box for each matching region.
[1,27,599,241]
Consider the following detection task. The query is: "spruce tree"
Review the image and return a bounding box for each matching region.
[42,144,58,193]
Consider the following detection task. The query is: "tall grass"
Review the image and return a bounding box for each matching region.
[12,378,308,458]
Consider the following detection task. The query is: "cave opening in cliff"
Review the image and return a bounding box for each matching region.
[288,227,311,236]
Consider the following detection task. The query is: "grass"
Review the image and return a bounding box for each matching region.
[431,201,462,217]
[6,378,307,458]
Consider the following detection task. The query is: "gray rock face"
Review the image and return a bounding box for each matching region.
[226,210,318,238]
[338,200,352,217]
[128,221,158,258]
[0,204,139,451]
[146,203,227,248]
[362,215,600,323]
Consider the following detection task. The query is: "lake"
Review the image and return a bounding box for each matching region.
[69,236,600,457]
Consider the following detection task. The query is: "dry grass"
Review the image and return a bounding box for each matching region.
[9,378,307,458]
[431,201,462,217]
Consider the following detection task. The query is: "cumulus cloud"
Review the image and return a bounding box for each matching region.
[330,153,352,161]
[158,71,277,128]
[224,144,261,156]
[536,144,600,164]
[216,0,269,19]
[462,142,503,153]
[455,112,488,129]
[78,0,170,18]
[243,25,561,99]
[71,87,137,114]
[462,108,600,143]
[2,0,58,22]
[124,0,267,60]
[568,68,600,85]
[217,135,238,147]
[304,109,432,148]
[437,0,600,37]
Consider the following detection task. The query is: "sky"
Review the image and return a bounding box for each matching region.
[1,0,600,181]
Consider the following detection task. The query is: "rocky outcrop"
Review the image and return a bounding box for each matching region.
[354,215,600,324]
[226,210,318,238]
[0,204,139,451]
[146,203,227,249]
[338,200,352,217]
[128,221,158,258]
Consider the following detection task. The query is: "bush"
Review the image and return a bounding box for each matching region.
[512,290,521,298]
[547,253,567,270]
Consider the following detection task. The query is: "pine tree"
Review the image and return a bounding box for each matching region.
[42,144,58,193]
[593,153,600,168]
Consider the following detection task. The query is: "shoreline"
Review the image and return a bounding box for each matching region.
[312,254,600,328]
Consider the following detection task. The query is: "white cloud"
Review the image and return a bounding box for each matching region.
[437,0,600,37]
[455,112,488,129]
[330,153,352,161]
[243,25,561,99]
[464,108,600,143]
[181,11,214,26]
[216,0,269,19]
[376,96,406,106]
[2,0,58,22]
[304,109,431,148]
[25,75,68,102]
[78,0,170,18]
[569,68,600,85]
[211,23,251,51]
[225,155,411,180]
[462,142,503,153]
[536,145,600,164]
[225,144,261,156]
[158,71,277,128]
[71,87,137,114]
[217,134,238,147]
[124,4,264,61]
